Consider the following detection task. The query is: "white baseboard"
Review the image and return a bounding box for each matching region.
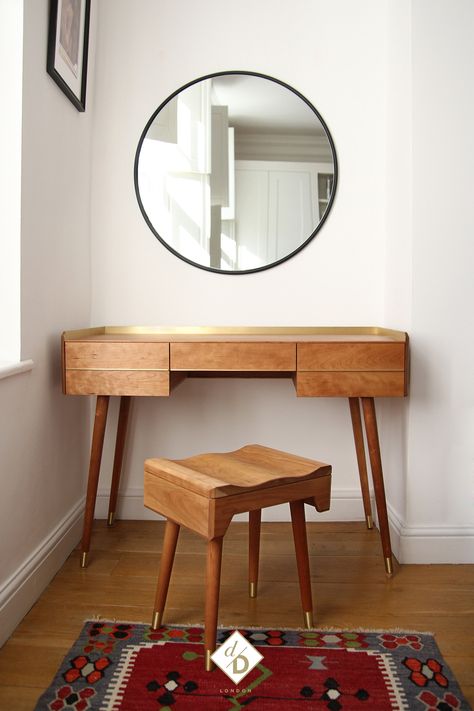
[95,486,371,523]
[96,488,474,563]
[388,504,474,564]
[0,498,84,648]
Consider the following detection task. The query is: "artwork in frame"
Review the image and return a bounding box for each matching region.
[47,0,91,111]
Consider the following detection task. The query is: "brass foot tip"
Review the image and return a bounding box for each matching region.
[107,512,115,526]
[151,611,162,630]
[249,582,257,598]
[205,649,214,672]
[304,611,314,629]
[385,556,394,576]
[366,514,374,530]
[80,552,88,568]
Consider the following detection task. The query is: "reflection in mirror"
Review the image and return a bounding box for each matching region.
[135,72,337,274]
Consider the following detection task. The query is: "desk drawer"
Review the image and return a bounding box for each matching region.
[297,342,405,371]
[170,342,296,371]
[65,342,169,370]
[65,370,170,396]
[296,371,406,397]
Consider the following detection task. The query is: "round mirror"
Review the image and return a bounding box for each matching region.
[134,71,337,274]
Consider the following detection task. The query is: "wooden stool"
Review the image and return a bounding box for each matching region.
[144,444,332,670]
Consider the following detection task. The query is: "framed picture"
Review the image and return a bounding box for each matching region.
[47,0,91,112]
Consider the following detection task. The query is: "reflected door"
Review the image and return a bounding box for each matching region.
[233,161,323,269]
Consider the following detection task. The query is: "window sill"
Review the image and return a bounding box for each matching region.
[0,359,34,381]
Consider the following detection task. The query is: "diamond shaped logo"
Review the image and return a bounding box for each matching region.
[211,630,263,684]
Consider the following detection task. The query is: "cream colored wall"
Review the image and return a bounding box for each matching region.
[90,0,389,526]
[400,0,474,560]
[91,0,473,562]
[382,0,474,562]
[0,0,95,645]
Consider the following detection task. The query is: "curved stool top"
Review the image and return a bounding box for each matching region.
[145,444,331,499]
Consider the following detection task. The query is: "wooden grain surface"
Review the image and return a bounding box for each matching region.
[62,329,409,397]
[144,448,332,539]
[0,520,472,709]
[65,370,170,396]
[145,444,331,498]
[65,341,169,370]
[295,371,406,397]
[170,342,296,371]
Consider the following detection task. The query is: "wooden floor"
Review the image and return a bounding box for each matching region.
[0,520,473,709]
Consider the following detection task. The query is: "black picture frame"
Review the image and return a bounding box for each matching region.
[47,0,91,112]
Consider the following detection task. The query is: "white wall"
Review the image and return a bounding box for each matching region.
[90,0,473,562]
[90,0,390,525]
[0,0,96,645]
[400,0,474,560]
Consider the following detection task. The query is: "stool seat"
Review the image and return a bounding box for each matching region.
[144,444,332,670]
[145,443,331,498]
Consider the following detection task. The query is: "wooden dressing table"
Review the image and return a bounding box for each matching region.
[61,326,409,574]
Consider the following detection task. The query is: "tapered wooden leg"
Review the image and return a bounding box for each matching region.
[289,500,314,628]
[349,397,374,529]
[151,519,180,630]
[205,537,224,671]
[80,396,110,568]
[361,397,393,576]
[107,396,132,526]
[248,509,261,598]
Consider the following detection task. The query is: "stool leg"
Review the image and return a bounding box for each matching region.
[205,536,224,671]
[151,519,180,630]
[289,500,314,629]
[248,509,261,598]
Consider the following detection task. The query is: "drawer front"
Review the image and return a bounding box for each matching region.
[296,371,406,397]
[65,370,170,396]
[170,342,296,371]
[65,342,169,370]
[297,342,405,371]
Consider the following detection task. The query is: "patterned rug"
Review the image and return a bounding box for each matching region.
[33,621,471,710]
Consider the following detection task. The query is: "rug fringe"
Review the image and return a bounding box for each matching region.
[84,617,434,636]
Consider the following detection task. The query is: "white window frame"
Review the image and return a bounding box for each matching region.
[0,0,33,380]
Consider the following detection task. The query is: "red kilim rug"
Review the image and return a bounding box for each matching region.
[33,621,471,710]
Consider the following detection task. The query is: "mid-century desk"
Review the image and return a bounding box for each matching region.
[61,326,409,575]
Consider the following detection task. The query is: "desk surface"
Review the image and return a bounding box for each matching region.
[62,326,409,398]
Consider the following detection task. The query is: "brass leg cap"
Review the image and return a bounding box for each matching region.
[205,649,214,672]
[385,556,394,577]
[80,552,88,568]
[151,611,163,630]
[366,514,374,530]
[107,512,115,527]
[249,582,257,598]
[304,611,314,629]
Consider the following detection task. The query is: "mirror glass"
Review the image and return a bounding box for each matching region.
[135,72,337,274]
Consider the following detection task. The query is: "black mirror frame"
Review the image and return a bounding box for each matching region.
[134,70,338,275]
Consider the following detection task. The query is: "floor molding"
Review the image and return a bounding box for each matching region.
[388,504,474,564]
[0,498,84,648]
[96,488,474,563]
[95,486,371,523]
